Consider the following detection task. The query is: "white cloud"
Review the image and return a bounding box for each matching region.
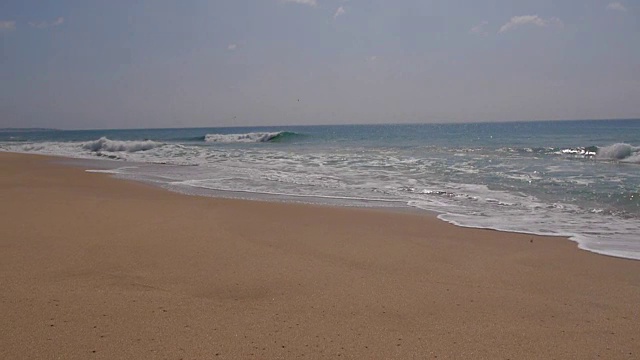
[0,20,16,31]
[607,2,627,12]
[228,44,237,51]
[334,6,346,19]
[281,0,317,6]
[29,17,65,29]
[367,55,377,62]
[470,21,489,36]
[499,15,562,33]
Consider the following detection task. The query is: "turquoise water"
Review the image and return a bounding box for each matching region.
[2,119,639,260]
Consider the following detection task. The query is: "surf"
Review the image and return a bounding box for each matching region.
[203,131,298,143]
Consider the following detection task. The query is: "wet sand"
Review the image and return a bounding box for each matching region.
[1,152,639,359]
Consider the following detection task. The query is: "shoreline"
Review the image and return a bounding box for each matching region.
[2,152,639,359]
[20,153,584,252]
[52,151,637,262]
[3,141,639,262]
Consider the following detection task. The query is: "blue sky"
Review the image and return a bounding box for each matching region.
[1,0,638,129]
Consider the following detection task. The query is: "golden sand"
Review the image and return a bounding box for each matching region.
[1,152,639,359]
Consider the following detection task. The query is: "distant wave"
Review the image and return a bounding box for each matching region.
[499,144,639,163]
[499,146,597,156]
[560,143,639,163]
[203,131,298,143]
[4,136,27,142]
[82,137,163,152]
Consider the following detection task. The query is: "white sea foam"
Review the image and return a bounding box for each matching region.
[86,166,139,174]
[434,211,640,261]
[204,132,283,143]
[0,138,211,166]
[1,141,92,159]
[561,148,596,156]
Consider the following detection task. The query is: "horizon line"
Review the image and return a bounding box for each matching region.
[3,117,639,132]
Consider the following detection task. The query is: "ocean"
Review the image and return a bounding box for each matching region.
[2,119,639,260]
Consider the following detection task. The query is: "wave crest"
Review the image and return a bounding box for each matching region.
[82,137,162,152]
[597,143,640,163]
[204,131,294,143]
[560,146,597,156]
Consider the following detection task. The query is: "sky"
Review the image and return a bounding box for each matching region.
[1,0,639,129]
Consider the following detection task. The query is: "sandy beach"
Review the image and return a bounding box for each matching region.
[1,152,638,359]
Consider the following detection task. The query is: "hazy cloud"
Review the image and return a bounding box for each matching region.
[607,2,627,12]
[29,17,65,29]
[334,6,346,19]
[0,20,16,31]
[470,21,489,36]
[499,15,562,33]
[2,1,639,128]
[281,0,317,6]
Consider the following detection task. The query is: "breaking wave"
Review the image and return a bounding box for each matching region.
[82,137,163,152]
[204,131,297,143]
[596,143,640,163]
[500,143,639,163]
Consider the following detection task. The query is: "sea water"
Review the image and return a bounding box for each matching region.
[2,120,639,260]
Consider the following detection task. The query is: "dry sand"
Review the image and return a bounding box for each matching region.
[1,152,639,359]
